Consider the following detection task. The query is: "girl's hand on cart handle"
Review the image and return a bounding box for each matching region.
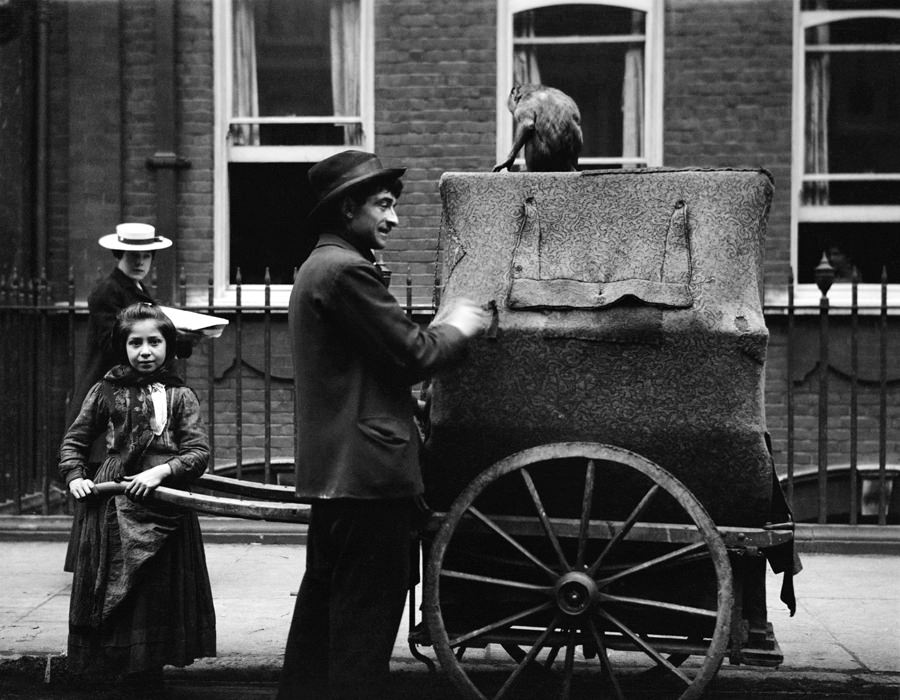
[123,463,172,501]
[68,477,96,501]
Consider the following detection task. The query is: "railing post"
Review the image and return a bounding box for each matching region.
[406,264,413,317]
[0,271,8,506]
[25,278,37,507]
[235,268,243,480]
[178,266,187,378]
[786,267,795,508]
[878,266,888,525]
[849,271,859,524]
[264,267,272,484]
[38,270,51,514]
[207,270,216,471]
[12,270,23,513]
[814,252,834,524]
[66,267,77,515]
[66,267,76,420]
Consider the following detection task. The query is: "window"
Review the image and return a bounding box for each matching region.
[213,0,373,300]
[793,1,900,300]
[497,0,663,170]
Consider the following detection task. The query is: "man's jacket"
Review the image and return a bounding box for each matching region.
[289,233,468,500]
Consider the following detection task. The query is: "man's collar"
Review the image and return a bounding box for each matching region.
[315,232,376,262]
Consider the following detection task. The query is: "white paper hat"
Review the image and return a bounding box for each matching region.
[98,223,173,251]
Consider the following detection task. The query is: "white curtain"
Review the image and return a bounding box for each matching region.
[805,22,831,205]
[232,0,260,146]
[621,11,644,165]
[331,0,362,146]
[513,11,541,86]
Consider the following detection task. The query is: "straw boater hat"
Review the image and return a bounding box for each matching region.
[307,150,405,221]
[98,223,172,251]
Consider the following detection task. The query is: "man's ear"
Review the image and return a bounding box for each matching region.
[340,196,356,221]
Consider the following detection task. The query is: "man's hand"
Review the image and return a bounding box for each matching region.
[68,477,95,501]
[442,298,491,338]
[123,464,172,501]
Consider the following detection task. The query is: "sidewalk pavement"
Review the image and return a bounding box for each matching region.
[1,517,898,695]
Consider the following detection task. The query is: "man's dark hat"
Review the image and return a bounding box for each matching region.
[307,150,405,220]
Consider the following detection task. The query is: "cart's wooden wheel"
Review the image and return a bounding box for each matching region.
[423,442,733,700]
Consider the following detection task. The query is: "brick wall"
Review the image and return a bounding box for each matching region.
[375,0,498,299]
[0,0,33,277]
[664,0,794,287]
[175,0,215,291]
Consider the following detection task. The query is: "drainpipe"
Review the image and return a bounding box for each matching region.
[145,0,191,303]
[33,0,50,279]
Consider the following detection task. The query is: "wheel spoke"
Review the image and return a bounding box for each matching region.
[592,549,712,578]
[597,608,692,686]
[441,568,554,594]
[520,467,571,572]
[559,627,576,700]
[597,592,718,619]
[587,618,624,700]
[544,645,561,668]
[468,506,560,581]
[494,615,562,700]
[596,541,707,588]
[448,600,555,648]
[587,484,661,576]
[576,459,596,568]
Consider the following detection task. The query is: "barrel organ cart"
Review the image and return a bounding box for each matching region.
[98,168,796,700]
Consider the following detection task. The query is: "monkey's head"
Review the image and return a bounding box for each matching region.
[508,83,533,112]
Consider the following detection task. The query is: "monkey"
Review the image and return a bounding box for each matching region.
[493,84,582,173]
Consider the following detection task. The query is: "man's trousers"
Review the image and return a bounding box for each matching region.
[277,498,416,700]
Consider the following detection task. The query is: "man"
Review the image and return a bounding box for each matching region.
[278,150,487,699]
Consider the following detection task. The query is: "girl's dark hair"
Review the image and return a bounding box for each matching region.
[112,250,156,260]
[113,303,177,365]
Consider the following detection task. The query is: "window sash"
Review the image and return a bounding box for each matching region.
[790,3,900,299]
[213,0,374,304]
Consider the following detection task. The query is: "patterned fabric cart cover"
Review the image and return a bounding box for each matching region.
[425,168,776,527]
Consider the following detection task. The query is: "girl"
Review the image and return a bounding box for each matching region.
[59,302,215,686]
[64,223,197,573]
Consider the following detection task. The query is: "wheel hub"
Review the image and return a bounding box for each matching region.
[554,571,598,616]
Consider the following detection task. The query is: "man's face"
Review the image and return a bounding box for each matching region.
[345,188,399,251]
[117,251,154,282]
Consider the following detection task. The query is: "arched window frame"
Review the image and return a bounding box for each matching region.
[496,0,664,170]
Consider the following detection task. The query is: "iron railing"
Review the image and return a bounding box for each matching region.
[0,264,896,527]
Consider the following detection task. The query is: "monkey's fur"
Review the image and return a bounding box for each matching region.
[493,84,582,172]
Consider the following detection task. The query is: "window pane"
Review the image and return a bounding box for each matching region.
[529,43,630,158]
[231,0,362,146]
[829,53,900,176]
[512,5,645,162]
[244,0,332,116]
[228,163,318,285]
[798,222,900,284]
[518,3,638,36]
[803,19,900,204]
